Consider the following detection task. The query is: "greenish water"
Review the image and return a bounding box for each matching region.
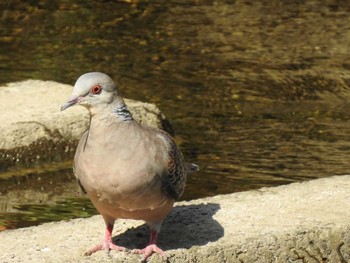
[1,0,350,230]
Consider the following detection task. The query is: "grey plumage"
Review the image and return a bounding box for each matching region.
[61,72,198,260]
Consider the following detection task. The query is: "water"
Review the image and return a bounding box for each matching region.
[1,0,350,230]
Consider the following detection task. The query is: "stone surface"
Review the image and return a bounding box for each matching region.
[0,80,171,171]
[0,175,349,262]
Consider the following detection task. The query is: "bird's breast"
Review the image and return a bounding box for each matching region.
[74,121,171,212]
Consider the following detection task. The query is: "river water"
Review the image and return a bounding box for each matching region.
[1,0,350,230]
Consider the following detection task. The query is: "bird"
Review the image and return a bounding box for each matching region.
[61,72,199,261]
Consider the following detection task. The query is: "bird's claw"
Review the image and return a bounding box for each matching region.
[84,241,126,256]
[133,244,167,262]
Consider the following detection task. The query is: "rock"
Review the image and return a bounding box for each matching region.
[0,80,172,171]
[0,175,349,262]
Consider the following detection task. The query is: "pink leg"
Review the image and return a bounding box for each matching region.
[84,223,126,256]
[133,230,167,261]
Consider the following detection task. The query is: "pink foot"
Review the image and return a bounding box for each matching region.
[133,244,167,261]
[84,223,126,256]
[132,229,167,261]
[84,240,125,256]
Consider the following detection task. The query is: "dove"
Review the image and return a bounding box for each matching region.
[61,72,199,261]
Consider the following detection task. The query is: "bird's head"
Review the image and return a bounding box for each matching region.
[61,72,117,111]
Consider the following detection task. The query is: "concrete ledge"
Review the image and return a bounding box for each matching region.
[0,175,349,262]
[0,80,171,171]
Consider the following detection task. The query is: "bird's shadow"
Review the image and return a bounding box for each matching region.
[113,202,223,250]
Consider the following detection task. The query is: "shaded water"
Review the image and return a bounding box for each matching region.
[1,0,350,229]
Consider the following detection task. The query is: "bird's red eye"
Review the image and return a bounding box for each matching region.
[91,85,101,94]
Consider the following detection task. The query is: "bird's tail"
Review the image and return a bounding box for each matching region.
[185,163,200,174]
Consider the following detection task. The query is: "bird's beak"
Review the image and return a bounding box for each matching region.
[60,96,81,111]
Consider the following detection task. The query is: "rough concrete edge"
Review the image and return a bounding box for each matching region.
[175,225,350,263]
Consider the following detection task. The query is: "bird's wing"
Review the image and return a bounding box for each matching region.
[158,131,187,200]
[73,131,88,194]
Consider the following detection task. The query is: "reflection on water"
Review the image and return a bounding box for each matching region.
[1,0,350,229]
[0,165,93,230]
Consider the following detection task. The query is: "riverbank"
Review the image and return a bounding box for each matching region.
[1,175,349,262]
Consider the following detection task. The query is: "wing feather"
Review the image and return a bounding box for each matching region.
[159,132,187,200]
